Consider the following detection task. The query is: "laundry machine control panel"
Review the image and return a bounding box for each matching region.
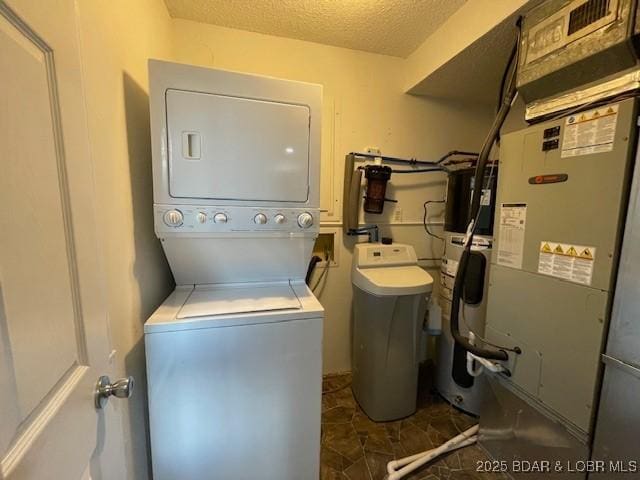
[155,205,318,234]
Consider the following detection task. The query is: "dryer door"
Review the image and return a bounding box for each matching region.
[166,89,310,202]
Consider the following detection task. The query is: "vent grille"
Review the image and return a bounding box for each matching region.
[568,0,611,35]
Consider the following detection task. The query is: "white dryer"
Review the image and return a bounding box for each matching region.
[144,60,324,480]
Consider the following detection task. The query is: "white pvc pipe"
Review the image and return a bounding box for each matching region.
[467,354,484,377]
[468,352,506,374]
[387,449,435,472]
[466,332,507,376]
[466,332,483,377]
[386,425,479,480]
[387,437,477,479]
[387,435,478,473]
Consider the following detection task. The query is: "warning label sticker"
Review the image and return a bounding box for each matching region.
[538,241,596,286]
[561,104,618,158]
[497,203,527,270]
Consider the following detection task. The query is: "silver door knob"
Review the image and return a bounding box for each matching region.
[95,375,134,409]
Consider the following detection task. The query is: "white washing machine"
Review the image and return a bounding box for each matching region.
[144,60,324,480]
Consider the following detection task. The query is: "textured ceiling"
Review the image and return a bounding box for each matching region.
[164,0,468,57]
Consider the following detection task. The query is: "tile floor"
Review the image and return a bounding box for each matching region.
[320,373,508,480]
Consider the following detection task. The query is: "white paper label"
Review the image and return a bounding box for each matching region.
[443,258,459,277]
[497,203,527,269]
[561,104,618,158]
[538,241,596,286]
[480,189,491,206]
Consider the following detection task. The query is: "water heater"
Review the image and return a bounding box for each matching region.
[436,166,498,415]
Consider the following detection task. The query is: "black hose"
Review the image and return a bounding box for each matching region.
[349,150,479,167]
[497,43,518,115]
[495,42,518,145]
[305,256,322,285]
[450,110,512,360]
[350,152,440,166]
[391,167,446,173]
[449,20,522,362]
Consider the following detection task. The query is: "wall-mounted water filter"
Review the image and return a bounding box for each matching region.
[363,165,393,214]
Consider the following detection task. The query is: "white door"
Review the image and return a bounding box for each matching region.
[0,1,123,478]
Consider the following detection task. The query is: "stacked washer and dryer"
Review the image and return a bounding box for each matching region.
[144,60,324,480]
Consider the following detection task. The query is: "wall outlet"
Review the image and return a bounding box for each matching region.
[312,231,337,266]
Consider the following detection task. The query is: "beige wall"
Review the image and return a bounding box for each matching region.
[75,1,175,479]
[171,19,494,373]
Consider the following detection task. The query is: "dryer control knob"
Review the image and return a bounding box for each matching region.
[297,212,313,228]
[254,213,268,224]
[197,212,208,224]
[213,213,228,224]
[163,209,183,227]
[274,214,286,224]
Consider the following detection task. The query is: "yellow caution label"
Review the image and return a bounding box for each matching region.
[539,241,597,286]
[579,114,587,121]
[580,248,593,259]
[592,110,600,118]
[607,107,615,114]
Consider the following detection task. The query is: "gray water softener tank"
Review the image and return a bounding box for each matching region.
[351,243,434,421]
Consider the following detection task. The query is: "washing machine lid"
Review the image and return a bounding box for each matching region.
[177,283,301,319]
[144,282,324,334]
[353,266,433,296]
